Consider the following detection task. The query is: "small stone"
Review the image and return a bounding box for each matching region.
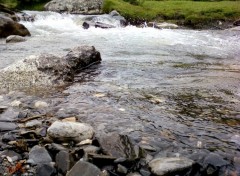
[36,164,55,176]
[83,145,100,154]
[6,35,27,43]
[47,121,94,143]
[62,117,76,122]
[76,139,92,146]
[10,100,22,107]
[140,144,157,152]
[56,150,74,175]
[34,101,48,109]
[149,157,194,176]
[127,172,141,176]
[29,145,52,165]
[2,132,18,142]
[66,160,101,176]
[117,164,128,174]
[0,122,18,132]
[26,120,42,128]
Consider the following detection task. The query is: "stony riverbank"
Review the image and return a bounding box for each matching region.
[0,91,239,176]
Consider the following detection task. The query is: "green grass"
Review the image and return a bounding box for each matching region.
[103,0,240,26]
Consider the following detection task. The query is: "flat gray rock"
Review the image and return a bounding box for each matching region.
[149,157,194,176]
[66,160,101,176]
[29,145,52,165]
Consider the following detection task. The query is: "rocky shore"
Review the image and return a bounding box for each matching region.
[0,90,238,176]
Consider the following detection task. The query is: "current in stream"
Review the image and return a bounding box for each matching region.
[0,11,240,167]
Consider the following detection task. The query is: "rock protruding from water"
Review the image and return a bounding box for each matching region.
[0,15,30,38]
[44,0,103,15]
[47,121,94,143]
[0,45,101,90]
[149,157,194,176]
[82,10,127,29]
[6,35,27,43]
[233,19,240,26]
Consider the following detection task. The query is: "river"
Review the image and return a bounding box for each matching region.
[0,11,240,169]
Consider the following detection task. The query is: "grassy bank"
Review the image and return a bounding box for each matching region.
[103,0,240,28]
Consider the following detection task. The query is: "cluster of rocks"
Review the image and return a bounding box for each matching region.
[0,45,101,90]
[0,96,237,176]
[0,4,30,39]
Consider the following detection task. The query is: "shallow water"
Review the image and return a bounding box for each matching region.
[0,11,240,161]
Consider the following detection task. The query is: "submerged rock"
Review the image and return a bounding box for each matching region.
[6,35,27,43]
[44,0,103,14]
[47,121,94,143]
[0,45,101,90]
[149,157,194,176]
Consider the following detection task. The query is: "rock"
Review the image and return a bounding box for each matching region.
[25,120,42,128]
[127,173,141,176]
[44,0,103,14]
[18,12,35,22]
[0,107,19,122]
[82,145,100,154]
[6,35,26,43]
[62,117,76,122]
[29,145,52,165]
[202,153,230,175]
[36,164,56,176]
[47,121,94,143]
[83,10,126,29]
[149,157,194,176]
[2,132,19,142]
[0,150,22,160]
[83,21,115,29]
[149,22,179,29]
[34,101,48,109]
[0,45,101,90]
[228,26,240,31]
[76,139,92,146]
[0,122,18,131]
[117,164,128,174]
[0,4,19,21]
[66,160,101,176]
[231,134,240,145]
[0,15,30,38]
[97,133,139,159]
[10,100,22,107]
[233,19,240,26]
[56,150,74,175]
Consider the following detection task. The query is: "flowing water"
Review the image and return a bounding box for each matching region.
[0,11,240,163]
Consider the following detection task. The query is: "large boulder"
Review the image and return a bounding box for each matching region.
[0,4,19,21]
[0,45,101,90]
[0,15,30,38]
[44,0,103,14]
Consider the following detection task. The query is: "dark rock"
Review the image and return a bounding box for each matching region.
[109,10,127,26]
[2,132,19,142]
[6,35,27,43]
[0,15,30,38]
[29,145,52,165]
[0,107,19,122]
[83,21,115,29]
[56,150,74,175]
[202,153,230,175]
[97,133,139,159]
[0,106,7,114]
[149,157,194,176]
[233,19,240,26]
[0,122,18,131]
[36,164,56,176]
[66,160,101,176]
[44,0,103,14]
[18,12,35,22]
[139,169,151,176]
[25,120,42,128]
[0,4,19,21]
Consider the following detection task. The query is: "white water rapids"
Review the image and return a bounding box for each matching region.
[0,11,240,168]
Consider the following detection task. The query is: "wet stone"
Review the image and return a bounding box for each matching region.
[56,150,74,175]
[149,157,194,176]
[29,145,52,165]
[66,160,101,176]
[0,122,18,132]
[36,164,56,176]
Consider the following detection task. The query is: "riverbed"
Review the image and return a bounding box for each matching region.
[0,11,240,169]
